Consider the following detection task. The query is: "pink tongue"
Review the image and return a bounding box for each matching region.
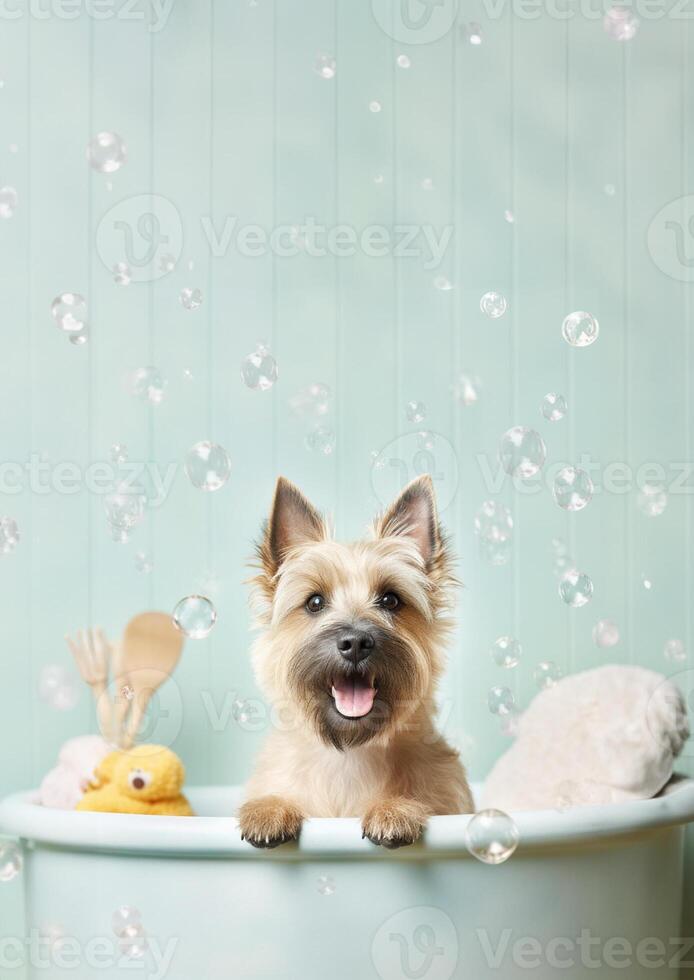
[331,678,376,718]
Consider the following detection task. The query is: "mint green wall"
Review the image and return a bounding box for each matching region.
[1,0,693,947]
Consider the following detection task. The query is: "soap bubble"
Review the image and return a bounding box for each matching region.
[604,183,616,196]
[479,537,512,566]
[316,874,336,895]
[604,4,639,40]
[314,53,336,79]
[104,492,145,532]
[541,392,567,422]
[433,275,453,291]
[420,177,433,190]
[534,660,563,690]
[184,441,231,492]
[134,551,153,574]
[553,466,594,512]
[241,344,278,391]
[396,53,411,68]
[159,253,176,273]
[406,400,426,423]
[51,292,87,334]
[68,326,89,346]
[179,287,202,311]
[592,619,620,648]
[110,443,128,464]
[172,595,217,639]
[452,373,481,407]
[0,185,18,219]
[487,686,515,716]
[504,209,515,224]
[0,517,20,555]
[112,906,141,936]
[637,484,668,517]
[38,665,79,711]
[305,425,336,455]
[490,636,521,668]
[465,809,519,865]
[559,568,594,607]
[288,382,331,418]
[87,131,127,173]
[463,22,483,45]
[369,100,382,113]
[118,924,148,960]
[480,291,507,318]
[641,574,653,591]
[112,262,131,286]
[562,311,599,348]
[0,842,22,883]
[664,638,686,663]
[499,426,546,479]
[474,501,513,543]
[131,366,167,405]
[51,683,80,711]
[232,697,252,724]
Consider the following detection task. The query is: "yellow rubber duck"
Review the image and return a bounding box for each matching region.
[76,744,193,816]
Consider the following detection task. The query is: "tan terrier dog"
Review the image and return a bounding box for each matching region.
[238,474,473,849]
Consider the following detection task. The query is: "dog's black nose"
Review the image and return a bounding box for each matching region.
[336,629,374,664]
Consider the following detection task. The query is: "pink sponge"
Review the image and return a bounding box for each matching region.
[39,735,111,809]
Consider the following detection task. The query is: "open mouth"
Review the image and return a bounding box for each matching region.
[330,675,377,719]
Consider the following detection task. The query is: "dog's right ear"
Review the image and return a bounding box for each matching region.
[258,477,325,579]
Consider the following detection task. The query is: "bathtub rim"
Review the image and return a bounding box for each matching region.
[1,777,693,859]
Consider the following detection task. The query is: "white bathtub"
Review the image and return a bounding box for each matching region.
[1,779,693,979]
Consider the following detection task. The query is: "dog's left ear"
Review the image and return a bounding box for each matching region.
[375,475,441,567]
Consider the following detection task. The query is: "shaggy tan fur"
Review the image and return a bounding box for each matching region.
[238,474,474,849]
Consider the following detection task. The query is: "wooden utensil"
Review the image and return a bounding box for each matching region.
[112,611,184,748]
[65,627,114,742]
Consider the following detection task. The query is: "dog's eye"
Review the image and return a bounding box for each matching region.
[378,592,400,611]
[306,594,326,614]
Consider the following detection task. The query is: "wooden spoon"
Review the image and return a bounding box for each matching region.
[112,611,184,748]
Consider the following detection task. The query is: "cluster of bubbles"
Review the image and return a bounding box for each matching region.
[637,484,668,517]
[305,425,336,456]
[474,500,513,566]
[87,132,127,174]
[179,287,202,311]
[592,619,620,648]
[39,664,80,711]
[553,465,594,512]
[464,809,519,865]
[314,54,336,79]
[534,660,563,690]
[0,841,22,882]
[490,636,522,669]
[131,366,167,405]
[562,311,599,348]
[603,4,640,40]
[406,400,426,424]
[184,441,231,492]
[541,392,567,422]
[487,685,515,717]
[0,517,20,555]
[558,568,594,608]
[104,491,146,544]
[499,426,546,479]
[480,291,507,319]
[0,186,18,219]
[241,343,278,391]
[51,292,88,346]
[172,595,217,639]
[134,551,153,574]
[112,906,147,961]
[316,874,336,895]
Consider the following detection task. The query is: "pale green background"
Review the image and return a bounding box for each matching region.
[1,0,693,964]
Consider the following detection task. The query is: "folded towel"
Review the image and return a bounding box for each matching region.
[481,665,689,811]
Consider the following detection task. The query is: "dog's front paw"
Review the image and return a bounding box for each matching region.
[362,798,427,849]
[238,795,304,849]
